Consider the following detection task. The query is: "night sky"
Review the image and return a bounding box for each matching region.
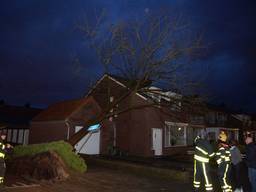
[0,0,255,113]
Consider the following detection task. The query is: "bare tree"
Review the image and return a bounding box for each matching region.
[68,11,207,146]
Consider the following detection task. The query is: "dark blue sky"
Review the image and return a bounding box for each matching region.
[0,0,255,113]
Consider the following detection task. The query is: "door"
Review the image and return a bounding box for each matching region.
[152,128,163,156]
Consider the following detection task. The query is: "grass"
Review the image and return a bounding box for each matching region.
[12,140,87,173]
[86,157,191,182]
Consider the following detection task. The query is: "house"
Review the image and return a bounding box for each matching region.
[0,103,42,145]
[206,108,239,142]
[85,74,201,157]
[189,104,250,143]
[29,96,102,154]
[251,116,256,141]
[235,114,256,141]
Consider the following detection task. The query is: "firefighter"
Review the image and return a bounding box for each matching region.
[0,132,12,187]
[193,131,215,191]
[216,131,232,192]
[0,133,6,186]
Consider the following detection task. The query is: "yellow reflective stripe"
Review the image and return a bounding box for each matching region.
[209,153,215,157]
[202,163,210,186]
[223,164,229,189]
[196,146,208,155]
[216,152,221,155]
[194,136,200,143]
[202,163,213,190]
[225,151,230,153]
[193,160,200,187]
[194,155,209,163]
[0,153,5,158]
[193,160,196,183]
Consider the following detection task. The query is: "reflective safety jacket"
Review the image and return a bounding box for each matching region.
[216,145,231,165]
[194,137,215,163]
[0,139,5,159]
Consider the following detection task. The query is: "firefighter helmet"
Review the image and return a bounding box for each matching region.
[218,131,227,142]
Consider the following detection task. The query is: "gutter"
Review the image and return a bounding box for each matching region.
[65,120,71,140]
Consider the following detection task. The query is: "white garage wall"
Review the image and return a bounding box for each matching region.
[74,126,100,155]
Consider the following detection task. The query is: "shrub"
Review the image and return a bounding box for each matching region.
[12,141,87,173]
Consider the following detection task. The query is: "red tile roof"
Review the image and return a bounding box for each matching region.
[32,96,98,122]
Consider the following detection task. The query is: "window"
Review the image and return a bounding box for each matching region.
[7,129,12,142]
[18,130,24,144]
[217,113,227,124]
[165,122,187,147]
[12,129,17,143]
[222,129,239,141]
[23,130,29,145]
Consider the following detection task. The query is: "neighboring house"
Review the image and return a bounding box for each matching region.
[252,116,256,141]
[203,105,253,143]
[29,96,101,155]
[0,104,42,145]
[233,114,256,142]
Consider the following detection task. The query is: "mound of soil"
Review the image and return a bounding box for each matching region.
[8,150,69,181]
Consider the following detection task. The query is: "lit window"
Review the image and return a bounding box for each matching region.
[165,122,187,147]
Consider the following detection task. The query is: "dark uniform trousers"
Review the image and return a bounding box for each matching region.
[216,147,232,192]
[193,137,215,191]
[0,159,5,184]
[0,141,6,185]
[194,159,213,191]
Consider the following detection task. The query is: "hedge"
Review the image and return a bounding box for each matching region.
[12,141,87,173]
